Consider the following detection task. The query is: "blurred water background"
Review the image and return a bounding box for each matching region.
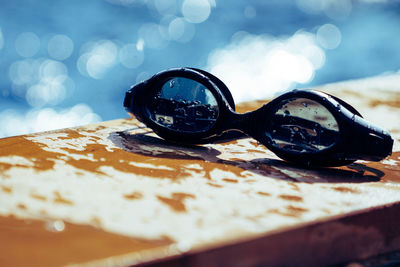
[1,0,400,137]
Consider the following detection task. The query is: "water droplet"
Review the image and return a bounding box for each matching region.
[303,102,308,107]
[45,220,65,232]
[176,107,186,116]
[284,110,290,116]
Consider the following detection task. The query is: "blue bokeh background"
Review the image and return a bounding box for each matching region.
[1,0,400,137]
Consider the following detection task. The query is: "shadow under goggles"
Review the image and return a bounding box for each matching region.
[124,68,393,167]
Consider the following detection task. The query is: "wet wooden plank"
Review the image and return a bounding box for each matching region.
[0,74,399,267]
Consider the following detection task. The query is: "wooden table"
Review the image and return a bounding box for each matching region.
[1,74,400,267]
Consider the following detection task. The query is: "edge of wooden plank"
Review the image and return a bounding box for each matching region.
[77,201,400,267]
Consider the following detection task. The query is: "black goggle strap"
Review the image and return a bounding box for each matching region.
[344,115,393,161]
[124,82,147,121]
[322,93,392,161]
[123,89,133,110]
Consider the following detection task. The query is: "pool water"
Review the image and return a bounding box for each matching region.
[0,0,399,137]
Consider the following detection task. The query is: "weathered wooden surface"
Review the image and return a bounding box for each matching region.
[0,74,399,266]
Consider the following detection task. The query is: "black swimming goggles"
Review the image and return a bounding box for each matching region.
[124,68,393,167]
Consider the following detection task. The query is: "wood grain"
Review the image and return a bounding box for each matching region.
[1,74,399,266]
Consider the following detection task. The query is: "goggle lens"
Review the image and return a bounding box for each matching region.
[269,97,339,153]
[147,77,220,133]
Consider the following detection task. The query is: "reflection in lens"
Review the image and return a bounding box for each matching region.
[147,77,219,133]
[270,97,339,153]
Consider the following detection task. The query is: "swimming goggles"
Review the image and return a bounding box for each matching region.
[124,68,393,167]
